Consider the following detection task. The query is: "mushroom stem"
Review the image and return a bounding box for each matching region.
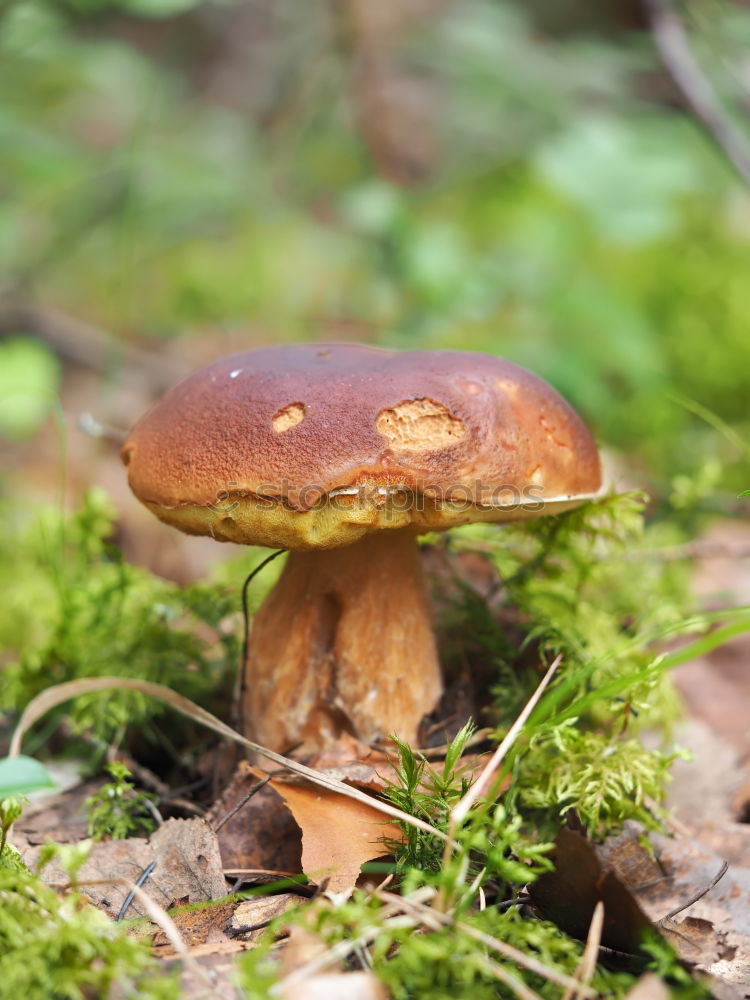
[242,528,443,752]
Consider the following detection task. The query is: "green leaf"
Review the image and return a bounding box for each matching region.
[0,755,56,797]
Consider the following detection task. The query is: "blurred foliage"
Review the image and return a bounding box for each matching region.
[0,0,749,493]
[0,338,60,440]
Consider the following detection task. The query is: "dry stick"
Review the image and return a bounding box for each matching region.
[562,901,604,1000]
[60,877,214,993]
[434,656,562,912]
[213,776,272,833]
[223,868,302,879]
[415,727,494,760]
[0,302,187,394]
[377,888,596,998]
[8,677,454,848]
[659,860,729,925]
[377,889,549,1000]
[644,0,750,187]
[452,655,563,826]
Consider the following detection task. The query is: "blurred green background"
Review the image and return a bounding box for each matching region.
[1,0,749,529]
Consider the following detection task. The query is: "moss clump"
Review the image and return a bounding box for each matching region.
[0,488,244,748]
[0,862,179,1000]
[0,841,28,875]
[85,762,158,841]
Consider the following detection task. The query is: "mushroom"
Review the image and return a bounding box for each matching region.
[122,343,601,752]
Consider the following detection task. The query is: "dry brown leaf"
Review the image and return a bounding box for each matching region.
[528,827,654,954]
[209,761,302,876]
[150,818,228,903]
[647,833,750,990]
[278,970,389,1000]
[271,779,402,892]
[660,916,733,967]
[11,779,100,847]
[622,973,671,1000]
[150,900,238,956]
[21,818,227,919]
[591,821,750,992]
[229,893,301,939]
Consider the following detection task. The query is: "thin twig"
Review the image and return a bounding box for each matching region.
[659,860,729,924]
[0,303,187,393]
[237,550,286,720]
[562,901,604,1000]
[413,727,494,760]
[452,655,563,825]
[213,776,272,833]
[376,888,597,997]
[140,797,164,828]
[223,868,303,879]
[117,860,157,921]
[9,677,455,847]
[644,0,750,186]
[162,797,206,817]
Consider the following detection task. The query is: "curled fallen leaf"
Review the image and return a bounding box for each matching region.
[528,827,654,954]
[271,778,402,893]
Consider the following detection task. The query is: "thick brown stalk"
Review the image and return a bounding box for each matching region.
[242,529,442,751]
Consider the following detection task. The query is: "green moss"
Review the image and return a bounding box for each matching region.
[519,726,683,833]
[0,841,28,875]
[0,862,179,1000]
[85,762,158,841]
[0,488,242,748]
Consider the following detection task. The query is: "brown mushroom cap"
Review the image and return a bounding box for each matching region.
[122,343,601,550]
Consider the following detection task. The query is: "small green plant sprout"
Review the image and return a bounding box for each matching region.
[383,721,477,873]
[739,489,750,498]
[0,799,26,873]
[85,762,158,841]
[382,721,553,912]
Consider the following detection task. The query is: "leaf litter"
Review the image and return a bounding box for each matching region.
[7,536,750,1000]
[530,819,750,995]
